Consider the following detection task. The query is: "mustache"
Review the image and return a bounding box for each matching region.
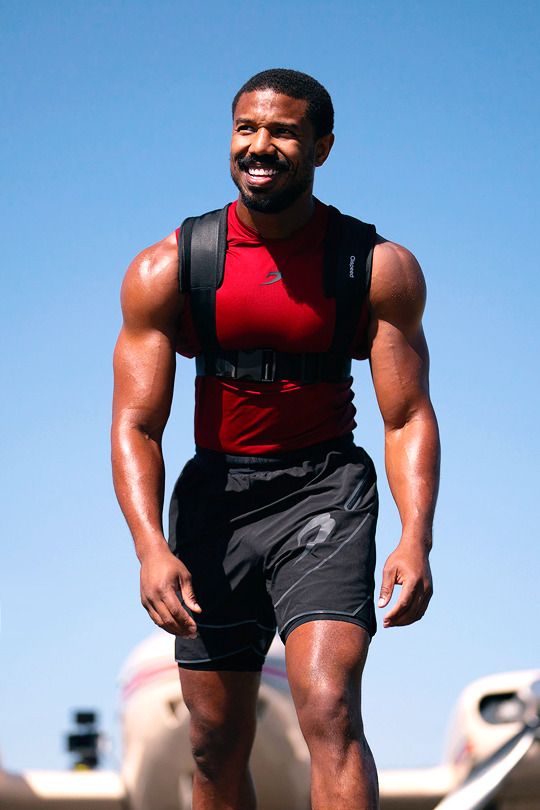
[237,154,290,172]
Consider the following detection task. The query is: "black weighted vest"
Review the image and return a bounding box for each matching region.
[178,204,376,383]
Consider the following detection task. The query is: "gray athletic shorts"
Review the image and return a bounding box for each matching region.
[168,433,378,671]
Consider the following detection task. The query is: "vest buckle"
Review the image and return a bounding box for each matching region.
[235,349,276,382]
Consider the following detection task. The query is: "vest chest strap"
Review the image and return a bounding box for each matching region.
[196,350,352,384]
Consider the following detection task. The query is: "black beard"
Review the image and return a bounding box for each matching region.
[231,153,315,214]
[235,179,311,213]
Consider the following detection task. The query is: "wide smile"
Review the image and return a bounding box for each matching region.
[236,155,290,189]
[243,165,283,188]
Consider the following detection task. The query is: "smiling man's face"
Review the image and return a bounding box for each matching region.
[230,89,330,214]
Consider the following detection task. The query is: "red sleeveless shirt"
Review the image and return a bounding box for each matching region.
[176,200,370,454]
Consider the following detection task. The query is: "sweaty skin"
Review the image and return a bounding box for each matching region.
[369,239,438,626]
[112,236,200,638]
[112,88,440,810]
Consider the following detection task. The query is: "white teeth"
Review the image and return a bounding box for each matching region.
[247,167,278,176]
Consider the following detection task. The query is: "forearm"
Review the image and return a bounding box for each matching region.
[111,420,170,562]
[384,402,440,551]
[112,419,201,637]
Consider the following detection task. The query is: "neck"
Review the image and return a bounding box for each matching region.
[236,191,315,239]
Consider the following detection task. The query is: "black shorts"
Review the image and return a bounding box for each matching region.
[168,433,378,671]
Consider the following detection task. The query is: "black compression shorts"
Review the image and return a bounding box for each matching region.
[168,434,378,671]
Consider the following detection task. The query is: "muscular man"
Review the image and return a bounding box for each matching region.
[112,69,440,810]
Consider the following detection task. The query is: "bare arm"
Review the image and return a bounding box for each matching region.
[111,234,200,636]
[369,240,440,627]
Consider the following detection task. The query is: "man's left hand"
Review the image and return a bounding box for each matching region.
[378,542,433,628]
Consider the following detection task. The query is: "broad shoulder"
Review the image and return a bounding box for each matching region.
[370,237,426,330]
[121,231,182,328]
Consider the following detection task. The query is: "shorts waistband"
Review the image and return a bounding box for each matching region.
[195,433,355,469]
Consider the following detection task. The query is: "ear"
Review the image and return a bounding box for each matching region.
[314,133,335,167]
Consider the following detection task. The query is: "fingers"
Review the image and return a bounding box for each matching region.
[378,563,396,608]
[140,555,201,637]
[179,574,202,614]
[162,589,200,638]
[383,585,419,628]
[142,589,198,637]
[383,581,432,627]
[144,596,198,638]
[378,549,433,628]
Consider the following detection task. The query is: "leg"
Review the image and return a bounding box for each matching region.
[179,668,260,810]
[286,620,378,810]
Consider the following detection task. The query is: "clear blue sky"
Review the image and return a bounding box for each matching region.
[1,0,539,774]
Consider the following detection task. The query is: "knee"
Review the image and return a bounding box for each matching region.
[188,705,255,780]
[295,681,361,747]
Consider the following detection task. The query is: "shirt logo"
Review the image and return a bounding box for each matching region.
[349,255,356,278]
[261,270,282,285]
[294,513,336,564]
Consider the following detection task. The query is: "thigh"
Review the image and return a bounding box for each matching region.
[286,620,370,692]
[285,620,370,725]
[179,668,261,731]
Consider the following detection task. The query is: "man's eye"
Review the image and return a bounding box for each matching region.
[238,125,255,132]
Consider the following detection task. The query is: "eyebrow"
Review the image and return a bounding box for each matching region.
[235,117,301,131]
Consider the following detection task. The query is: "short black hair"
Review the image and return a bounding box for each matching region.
[232,68,334,139]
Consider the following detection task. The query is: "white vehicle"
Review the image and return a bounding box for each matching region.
[1,633,538,810]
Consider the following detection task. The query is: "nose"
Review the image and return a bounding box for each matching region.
[248,126,275,157]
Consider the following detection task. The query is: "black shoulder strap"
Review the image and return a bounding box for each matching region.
[178,205,229,351]
[323,205,377,354]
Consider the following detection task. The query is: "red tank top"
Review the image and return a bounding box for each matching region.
[176,200,370,454]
